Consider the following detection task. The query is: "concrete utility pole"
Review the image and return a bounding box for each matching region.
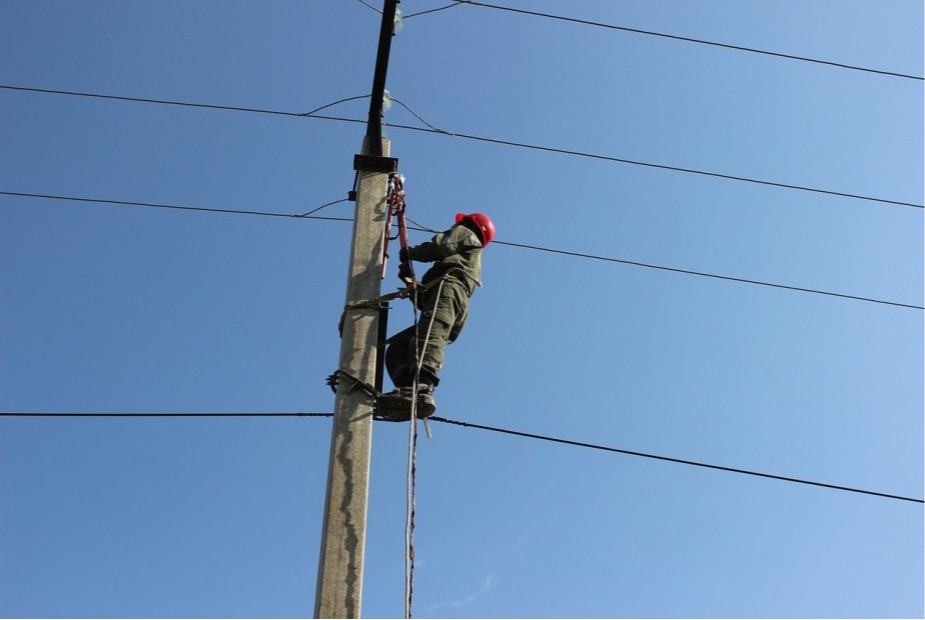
[314,1,400,618]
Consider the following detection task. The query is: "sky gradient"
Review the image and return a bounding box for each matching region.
[1,1,922,618]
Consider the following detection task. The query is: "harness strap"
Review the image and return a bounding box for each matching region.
[339,276,451,335]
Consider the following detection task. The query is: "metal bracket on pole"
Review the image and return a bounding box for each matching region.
[354,154,399,173]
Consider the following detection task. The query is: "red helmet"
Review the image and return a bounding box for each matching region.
[455,212,495,246]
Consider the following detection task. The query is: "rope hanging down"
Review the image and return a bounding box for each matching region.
[386,172,425,619]
[384,174,454,617]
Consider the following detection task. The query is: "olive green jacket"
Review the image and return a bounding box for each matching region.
[408,224,483,295]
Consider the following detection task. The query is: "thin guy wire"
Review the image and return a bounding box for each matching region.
[355,0,460,20]
[2,411,920,504]
[299,91,452,134]
[356,0,381,14]
[296,198,351,217]
[389,96,452,133]
[3,190,921,310]
[300,94,371,116]
[452,0,924,81]
[404,3,461,19]
[2,85,920,209]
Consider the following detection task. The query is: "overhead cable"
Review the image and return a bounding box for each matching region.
[2,411,921,504]
[0,191,353,222]
[491,239,924,310]
[0,412,333,417]
[452,0,924,81]
[390,122,924,209]
[0,85,352,121]
[2,85,920,209]
[3,190,920,310]
[428,416,924,504]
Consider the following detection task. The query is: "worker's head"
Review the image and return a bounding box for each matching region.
[455,212,495,247]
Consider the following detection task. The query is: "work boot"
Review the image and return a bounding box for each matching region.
[415,384,436,418]
[380,386,412,401]
[375,385,436,420]
[377,387,413,420]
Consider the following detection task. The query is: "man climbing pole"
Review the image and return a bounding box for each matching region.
[377,212,496,420]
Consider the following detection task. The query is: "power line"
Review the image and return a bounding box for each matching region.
[2,411,921,504]
[0,84,359,121]
[0,191,353,222]
[0,412,332,417]
[491,239,925,310]
[390,123,924,210]
[2,85,921,210]
[304,90,925,210]
[3,190,921,310]
[428,416,924,505]
[452,0,924,81]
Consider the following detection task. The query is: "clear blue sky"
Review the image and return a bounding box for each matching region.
[1,1,922,618]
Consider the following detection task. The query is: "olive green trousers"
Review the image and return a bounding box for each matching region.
[385,279,470,388]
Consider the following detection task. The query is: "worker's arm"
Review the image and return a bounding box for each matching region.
[406,226,482,263]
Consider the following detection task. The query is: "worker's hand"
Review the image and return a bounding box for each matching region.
[398,262,414,283]
[398,247,410,263]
